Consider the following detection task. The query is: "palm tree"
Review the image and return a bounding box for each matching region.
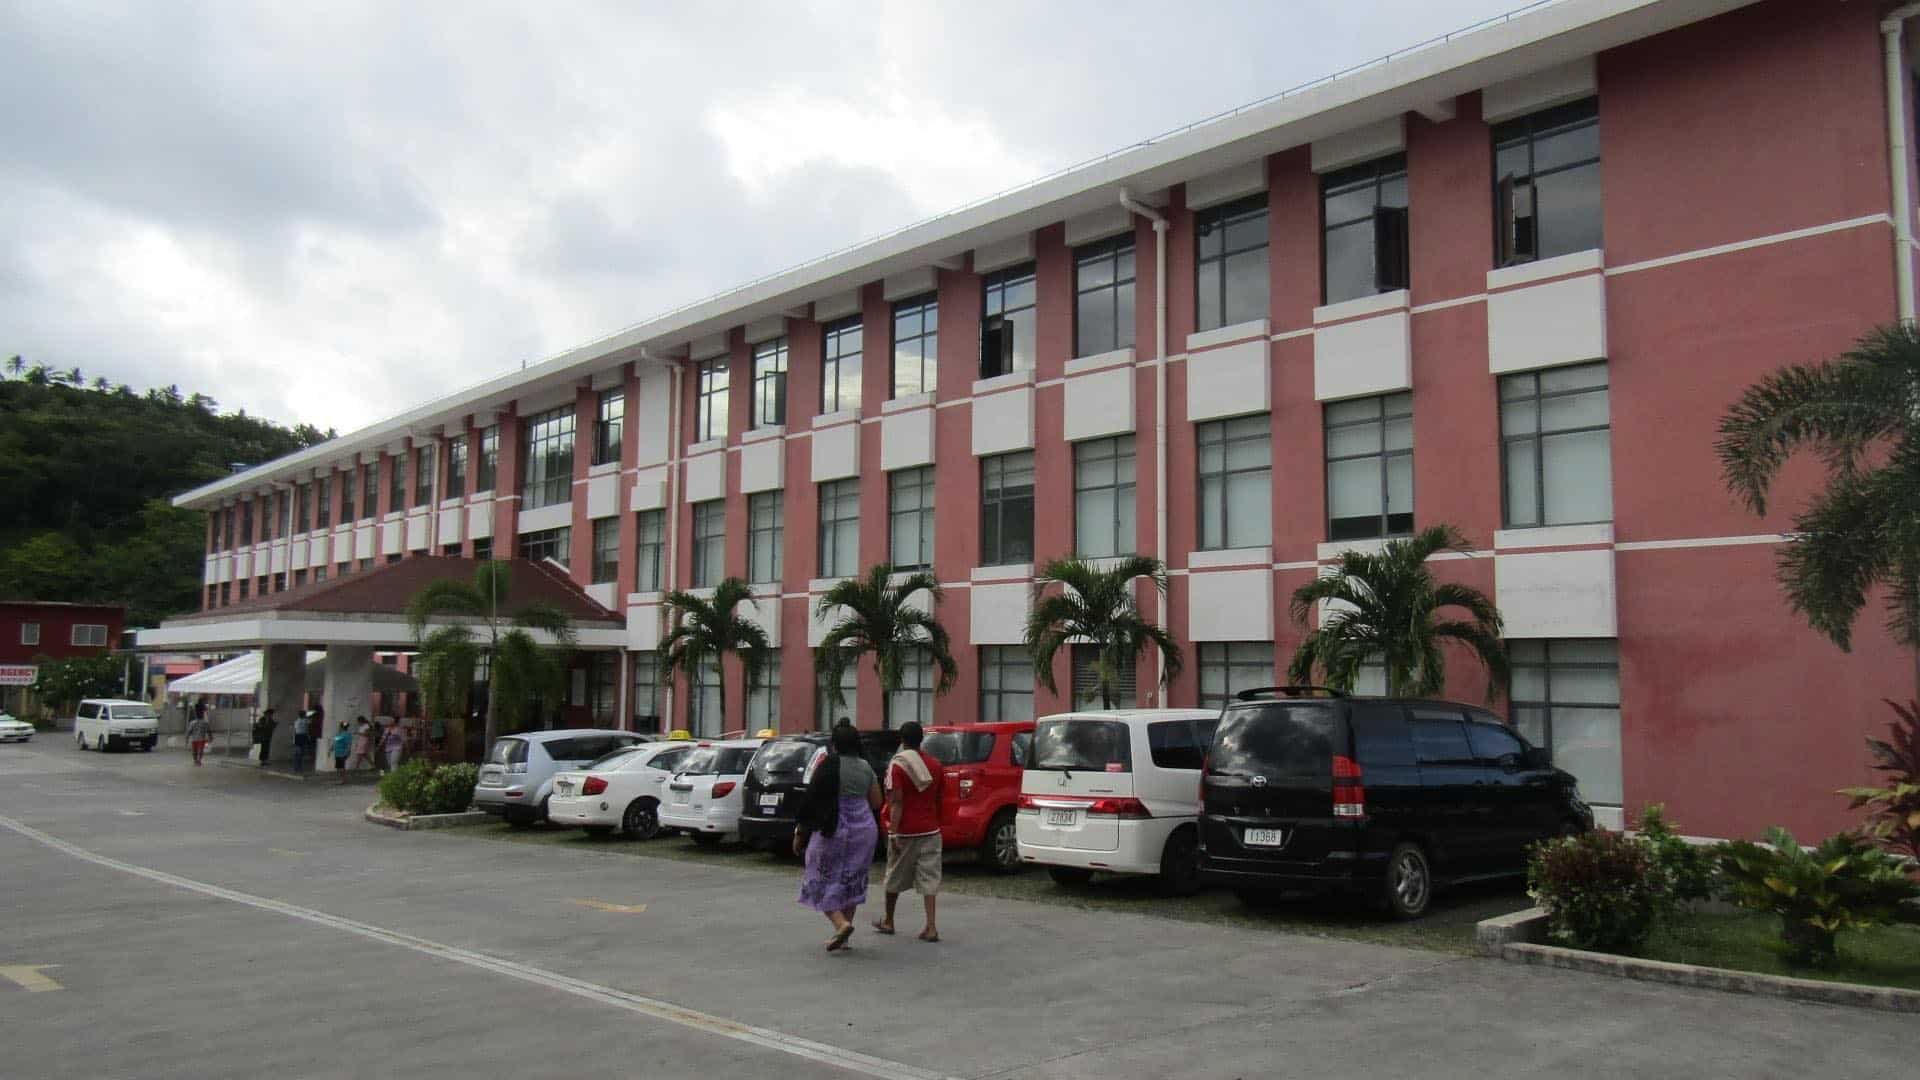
[659,577,774,735]
[1287,524,1508,698]
[4,355,23,379]
[406,560,579,751]
[89,375,109,392]
[1718,324,1920,654]
[815,563,958,725]
[1025,556,1182,709]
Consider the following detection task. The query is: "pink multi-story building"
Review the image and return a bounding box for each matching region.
[156,0,1920,838]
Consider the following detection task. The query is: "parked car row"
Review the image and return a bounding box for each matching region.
[478,688,1594,919]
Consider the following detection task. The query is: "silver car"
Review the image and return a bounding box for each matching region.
[473,729,651,826]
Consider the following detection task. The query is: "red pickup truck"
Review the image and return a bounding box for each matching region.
[920,721,1034,873]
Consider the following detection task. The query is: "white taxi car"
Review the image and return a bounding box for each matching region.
[548,739,696,839]
[0,711,33,743]
[656,737,765,846]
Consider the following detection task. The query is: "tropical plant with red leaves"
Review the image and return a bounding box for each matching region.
[1840,699,1920,862]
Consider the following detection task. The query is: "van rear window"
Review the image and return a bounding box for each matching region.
[1032,719,1131,773]
[486,738,529,766]
[922,730,995,765]
[1210,703,1337,778]
[753,739,820,781]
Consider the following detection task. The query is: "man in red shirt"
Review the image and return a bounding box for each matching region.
[874,721,945,942]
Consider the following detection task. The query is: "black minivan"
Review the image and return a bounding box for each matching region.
[1197,687,1591,918]
[738,729,902,853]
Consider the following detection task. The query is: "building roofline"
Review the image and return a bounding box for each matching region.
[173,0,1755,510]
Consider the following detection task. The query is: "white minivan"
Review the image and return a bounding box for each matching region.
[1015,709,1218,894]
[74,699,161,752]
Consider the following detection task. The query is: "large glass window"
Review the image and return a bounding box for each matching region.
[518,526,570,566]
[1197,414,1272,550]
[979,645,1034,722]
[1075,234,1136,357]
[1322,154,1409,305]
[446,437,467,500]
[816,661,857,731]
[476,427,498,492]
[690,656,722,738]
[892,294,938,398]
[387,455,404,513]
[817,479,860,579]
[887,652,934,728]
[295,483,311,532]
[748,491,783,584]
[980,264,1036,378]
[341,474,357,528]
[980,451,1035,567]
[315,476,331,529]
[520,406,575,511]
[888,467,934,570]
[414,445,435,508]
[1195,194,1269,331]
[631,650,661,731]
[696,357,729,442]
[594,389,625,466]
[1510,639,1621,808]
[1070,643,1136,709]
[1198,642,1274,710]
[821,317,862,414]
[1326,392,1413,541]
[752,337,788,428]
[691,499,725,588]
[590,517,619,584]
[239,501,254,545]
[588,653,618,725]
[747,656,781,731]
[1074,435,1136,558]
[1500,363,1611,528]
[1494,98,1601,266]
[634,509,665,593]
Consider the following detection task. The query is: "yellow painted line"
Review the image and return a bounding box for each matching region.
[0,964,64,992]
[568,898,648,914]
[268,848,307,857]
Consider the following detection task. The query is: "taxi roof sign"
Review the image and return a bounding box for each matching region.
[666,729,694,741]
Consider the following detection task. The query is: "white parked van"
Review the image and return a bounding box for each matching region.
[74,699,160,752]
[1015,709,1219,894]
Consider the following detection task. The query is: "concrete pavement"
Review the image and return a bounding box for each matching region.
[0,740,1909,1079]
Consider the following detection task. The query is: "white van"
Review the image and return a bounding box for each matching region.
[1015,709,1219,894]
[74,699,160,752]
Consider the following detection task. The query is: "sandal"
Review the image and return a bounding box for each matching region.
[871,921,896,935]
[917,929,940,943]
[826,924,855,952]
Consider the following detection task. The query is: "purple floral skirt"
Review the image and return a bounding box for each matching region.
[796,795,878,913]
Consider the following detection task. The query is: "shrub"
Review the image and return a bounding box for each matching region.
[377,760,433,813]
[420,763,479,814]
[1527,830,1661,953]
[1636,803,1719,908]
[1840,699,1920,861]
[1717,827,1920,966]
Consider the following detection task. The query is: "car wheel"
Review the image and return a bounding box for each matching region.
[1157,828,1203,897]
[583,825,614,840]
[1382,842,1432,920]
[621,798,660,841]
[504,807,535,828]
[1047,866,1094,887]
[536,796,552,823]
[690,832,721,848]
[97,734,108,752]
[77,732,87,751]
[980,810,1020,875]
[1235,888,1287,909]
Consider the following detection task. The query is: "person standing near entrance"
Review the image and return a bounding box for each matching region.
[253,708,278,767]
[874,721,945,943]
[346,716,374,773]
[380,719,403,771]
[291,708,313,773]
[330,721,352,781]
[186,702,211,766]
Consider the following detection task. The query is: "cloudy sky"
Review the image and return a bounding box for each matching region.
[3,0,1524,435]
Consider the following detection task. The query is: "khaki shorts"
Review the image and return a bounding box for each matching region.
[884,832,943,895]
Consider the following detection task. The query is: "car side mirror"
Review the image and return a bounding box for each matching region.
[1496,752,1522,771]
[1520,748,1551,770]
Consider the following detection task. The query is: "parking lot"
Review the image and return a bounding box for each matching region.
[0,740,1911,1079]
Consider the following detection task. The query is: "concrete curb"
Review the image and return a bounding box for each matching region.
[364,805,492,831]
[1500,942,1920,1014]
[1474,906,1549,956]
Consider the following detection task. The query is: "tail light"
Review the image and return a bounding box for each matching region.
[711,781,737,799]
[956,770,975,799]
[1017,794,1039,811]
[581,776,608,796]
[1085,796,1151,819]
[1332,754,1366,819]
[1017,794,1150,819]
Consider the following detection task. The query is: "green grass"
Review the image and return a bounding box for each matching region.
[1639,912,1920,990]
[450,822,1527,954]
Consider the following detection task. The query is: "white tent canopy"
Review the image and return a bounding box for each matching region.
[167,651,419,698]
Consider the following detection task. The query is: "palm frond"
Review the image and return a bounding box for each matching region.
[406,579,483,640]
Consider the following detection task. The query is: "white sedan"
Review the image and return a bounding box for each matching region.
[548,740,696,839]
[0,713,32,742]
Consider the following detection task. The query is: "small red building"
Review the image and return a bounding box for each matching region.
[0,600,127,716]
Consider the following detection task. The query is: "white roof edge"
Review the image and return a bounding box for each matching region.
[175,0,1754,509]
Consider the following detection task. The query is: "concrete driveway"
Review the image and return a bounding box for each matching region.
[0,740,1907,1079]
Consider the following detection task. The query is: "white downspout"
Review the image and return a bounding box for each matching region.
[1120,188,1169,706]
[645,348,684,730]
[1885,5,1920,322]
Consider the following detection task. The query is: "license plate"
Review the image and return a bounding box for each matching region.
[555,783,572,795]
[1243,827,1286,847]
[673,792,690,805]
[1044,808,1077,827]
[759,795,780,810]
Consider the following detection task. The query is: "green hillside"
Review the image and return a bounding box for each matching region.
[0,359,330,627]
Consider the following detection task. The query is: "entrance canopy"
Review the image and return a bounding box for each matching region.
[167,651,420,698]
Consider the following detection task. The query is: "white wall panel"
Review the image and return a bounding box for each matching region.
[627,604,662,651]
[586,471,618,519]
[354,527,375,560]
[740,437,784,494]
[1487,272,1606,375]
[406,515,429,551]
[516,502,571,535]
[1188,569,1273,641]
[881,406,935,471]
[684,450,725,504]
[466,505,493,541]
[634,367,671,467]
[1496,548,1617,638]
[1186,160,1266,210]
[1481,56,1597,124]
[811,422,860,482]
[972,385,1035,456]
[969,582,1030,645]
[1063,365,1135,442]
[1185,338,1270,422]
[438,506,463,543]
[1310,116,1406,173]
[1314,309,1412,401]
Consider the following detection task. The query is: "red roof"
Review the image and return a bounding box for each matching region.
[168,557,620,626]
